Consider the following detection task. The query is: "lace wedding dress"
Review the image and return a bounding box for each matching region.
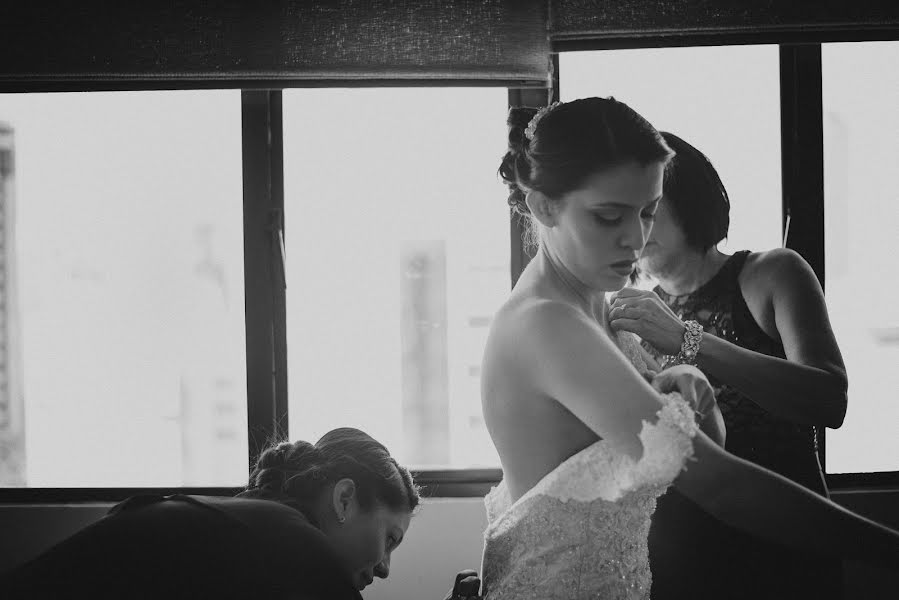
[481,332,698,600]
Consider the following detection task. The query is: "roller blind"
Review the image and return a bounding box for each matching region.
[2,1,551,91]
[550,0,899,44]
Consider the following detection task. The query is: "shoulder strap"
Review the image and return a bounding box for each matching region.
[712,250,752,294]
[730,249,752,275]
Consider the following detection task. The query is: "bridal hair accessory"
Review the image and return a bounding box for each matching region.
[664,319,703,368]
[524,101,562,141]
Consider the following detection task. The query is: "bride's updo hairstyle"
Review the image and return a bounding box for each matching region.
[241,427,419,522]
[499,97,673,245]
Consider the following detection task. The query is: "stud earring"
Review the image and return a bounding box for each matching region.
[338,515,346,524]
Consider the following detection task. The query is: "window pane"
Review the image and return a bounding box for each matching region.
[283,89,508,469]
[822,41,899,474]
[560,46,782,255]
[0,91,247,487]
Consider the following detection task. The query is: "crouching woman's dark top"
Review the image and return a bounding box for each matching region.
[0,494,363,600]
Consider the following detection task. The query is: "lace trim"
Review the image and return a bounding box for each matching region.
[616,331,650,375]
[485,393,697,534]
[564,393,697,503]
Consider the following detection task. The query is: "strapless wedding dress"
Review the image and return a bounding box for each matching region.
[481,333,698,600]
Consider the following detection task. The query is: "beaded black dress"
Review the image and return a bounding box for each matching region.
[645,250,841,600]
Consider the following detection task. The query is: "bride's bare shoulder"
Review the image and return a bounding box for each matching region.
[492,294,591,339]
[487,293,617,371]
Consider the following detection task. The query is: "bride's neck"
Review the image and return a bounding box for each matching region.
[536,244,607,322]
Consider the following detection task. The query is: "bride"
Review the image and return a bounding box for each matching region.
[479,97,899,599]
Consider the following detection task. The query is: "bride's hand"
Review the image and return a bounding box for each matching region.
[651,365,726,447]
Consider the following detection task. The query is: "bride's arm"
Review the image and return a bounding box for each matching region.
[518,299,673,460]
[518,299,899,566]
[675,431,899,567]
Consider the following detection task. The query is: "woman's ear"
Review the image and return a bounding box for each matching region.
[525,190,558,227]
[331,478,358,523]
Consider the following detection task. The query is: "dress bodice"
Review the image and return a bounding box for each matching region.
[481,333,697,600]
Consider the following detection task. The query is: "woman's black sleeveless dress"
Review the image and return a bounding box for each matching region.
[646,250,842,600]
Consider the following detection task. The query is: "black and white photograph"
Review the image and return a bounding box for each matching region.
[0,2,897,599]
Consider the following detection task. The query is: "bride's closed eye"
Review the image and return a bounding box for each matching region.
[592,208,657,226]
[592,212,623,226]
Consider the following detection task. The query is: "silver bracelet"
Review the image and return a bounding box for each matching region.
[665,319,703,367]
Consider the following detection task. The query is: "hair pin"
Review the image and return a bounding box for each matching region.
[524,101,561,141]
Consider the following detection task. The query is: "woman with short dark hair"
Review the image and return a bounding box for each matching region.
[610,131,846,598]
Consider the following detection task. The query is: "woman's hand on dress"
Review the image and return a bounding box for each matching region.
[609,287,685,355]
[651,365,726,447]
[442,569,482,600]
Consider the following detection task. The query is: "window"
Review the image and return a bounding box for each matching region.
[822,41,899,474]
[0,44,893,494]
[560,46,782,255]
[0,91,247,487]
[282,88,509,469]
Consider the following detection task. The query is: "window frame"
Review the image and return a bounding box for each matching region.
[0,84,519,502]
[242,90,290,462]
[0,90,288,502]
[2,27,898,505]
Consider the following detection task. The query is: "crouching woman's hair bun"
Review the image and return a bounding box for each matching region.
[242,428,419,519]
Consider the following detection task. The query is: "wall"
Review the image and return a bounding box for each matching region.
[1,492,896,599]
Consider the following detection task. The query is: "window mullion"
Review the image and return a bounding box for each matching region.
[241,90,287,471]
[779,44,825,284]
[779,44,827,474]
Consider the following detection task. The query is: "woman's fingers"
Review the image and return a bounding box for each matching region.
[456,575,481,595]
[614,286,650,299]
[608,301,631,317]
[652,371,698,410]
[650,367,722,443]
[449,570,481,599]
[698,385,717,414]
[608,316,641,334]
[610,296,686,355]
[650,368,710,411]
[610,297,659,322]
